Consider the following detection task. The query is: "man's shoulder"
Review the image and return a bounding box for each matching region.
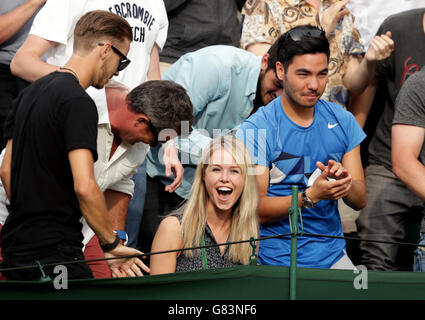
[236,99,281,147]
[386,7,425,22]
[402,67,425,87]
[242,98,281,128]
[315,100,365,148]
[395,68,425,112]
[380,8,425,30]
[21,72,87,101]
[47,75,97,117]
[316,99,355,121]
[53,74,92,101]
[163,45,260,89]
[171,45,257,67]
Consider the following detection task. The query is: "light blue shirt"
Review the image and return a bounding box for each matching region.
[146,45,262,198]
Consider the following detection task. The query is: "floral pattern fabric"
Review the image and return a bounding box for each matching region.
[240,0,365,107]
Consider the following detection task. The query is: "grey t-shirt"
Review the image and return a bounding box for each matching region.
[367,8,425,171]
[0,0,41,65]
[393,67,425,232]
[393,67,425,152]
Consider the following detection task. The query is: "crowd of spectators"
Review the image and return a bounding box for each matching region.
[0,0,424,281]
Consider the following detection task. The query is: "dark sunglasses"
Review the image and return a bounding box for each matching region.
[284,28,326,43]
[98,42,131,71]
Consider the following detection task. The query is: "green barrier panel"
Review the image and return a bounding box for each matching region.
[1,264,425,300]
[289,185,299,300]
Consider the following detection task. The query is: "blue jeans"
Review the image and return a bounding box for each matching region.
[125,159,147,248]
[413,234,425,272]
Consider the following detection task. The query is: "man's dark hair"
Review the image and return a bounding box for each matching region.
[271,25,330,73]
[266,35,281,71]
[126,80,194,136]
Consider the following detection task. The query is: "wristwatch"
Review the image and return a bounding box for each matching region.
[100,232,120,252]
[302,190,316,209]
[115,230,128,246]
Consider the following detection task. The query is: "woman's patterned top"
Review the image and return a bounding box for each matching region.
[174,214,235,272]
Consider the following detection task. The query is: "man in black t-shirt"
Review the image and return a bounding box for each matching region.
[0,10,148,280]
[353,9,425,271]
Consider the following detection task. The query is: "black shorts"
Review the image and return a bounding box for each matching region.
[0,242,93,281]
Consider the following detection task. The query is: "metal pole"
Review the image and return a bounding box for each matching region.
[289,185,299,300]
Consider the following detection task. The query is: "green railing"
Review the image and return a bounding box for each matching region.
[289,185,299,300]
[1,185,425,300]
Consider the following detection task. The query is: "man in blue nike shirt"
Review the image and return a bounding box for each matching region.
[237,25,367,269]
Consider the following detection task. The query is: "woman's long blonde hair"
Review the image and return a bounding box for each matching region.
[180,135,259,265]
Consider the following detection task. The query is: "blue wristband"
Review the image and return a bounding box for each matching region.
[115,230,128,246]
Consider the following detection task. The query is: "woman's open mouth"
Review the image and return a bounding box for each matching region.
[217,187,233,202]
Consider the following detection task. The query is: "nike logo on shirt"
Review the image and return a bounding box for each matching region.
[328,122,338,129]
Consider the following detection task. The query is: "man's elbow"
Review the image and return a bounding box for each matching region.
[0,166,9,185]
[392,156,404,181]
[10,51,25,78]
[392,164,399,179]
[10,47,38,80]
[344,195,366,211]
[354,195,367,211]
[74,179,98,200]
[345,182,367,211]
[345,79,367,97]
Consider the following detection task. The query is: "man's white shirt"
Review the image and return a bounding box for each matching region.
[82,93,149,246]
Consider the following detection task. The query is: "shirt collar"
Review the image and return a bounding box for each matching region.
[86,87,110,126]
[96,101,110,126]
